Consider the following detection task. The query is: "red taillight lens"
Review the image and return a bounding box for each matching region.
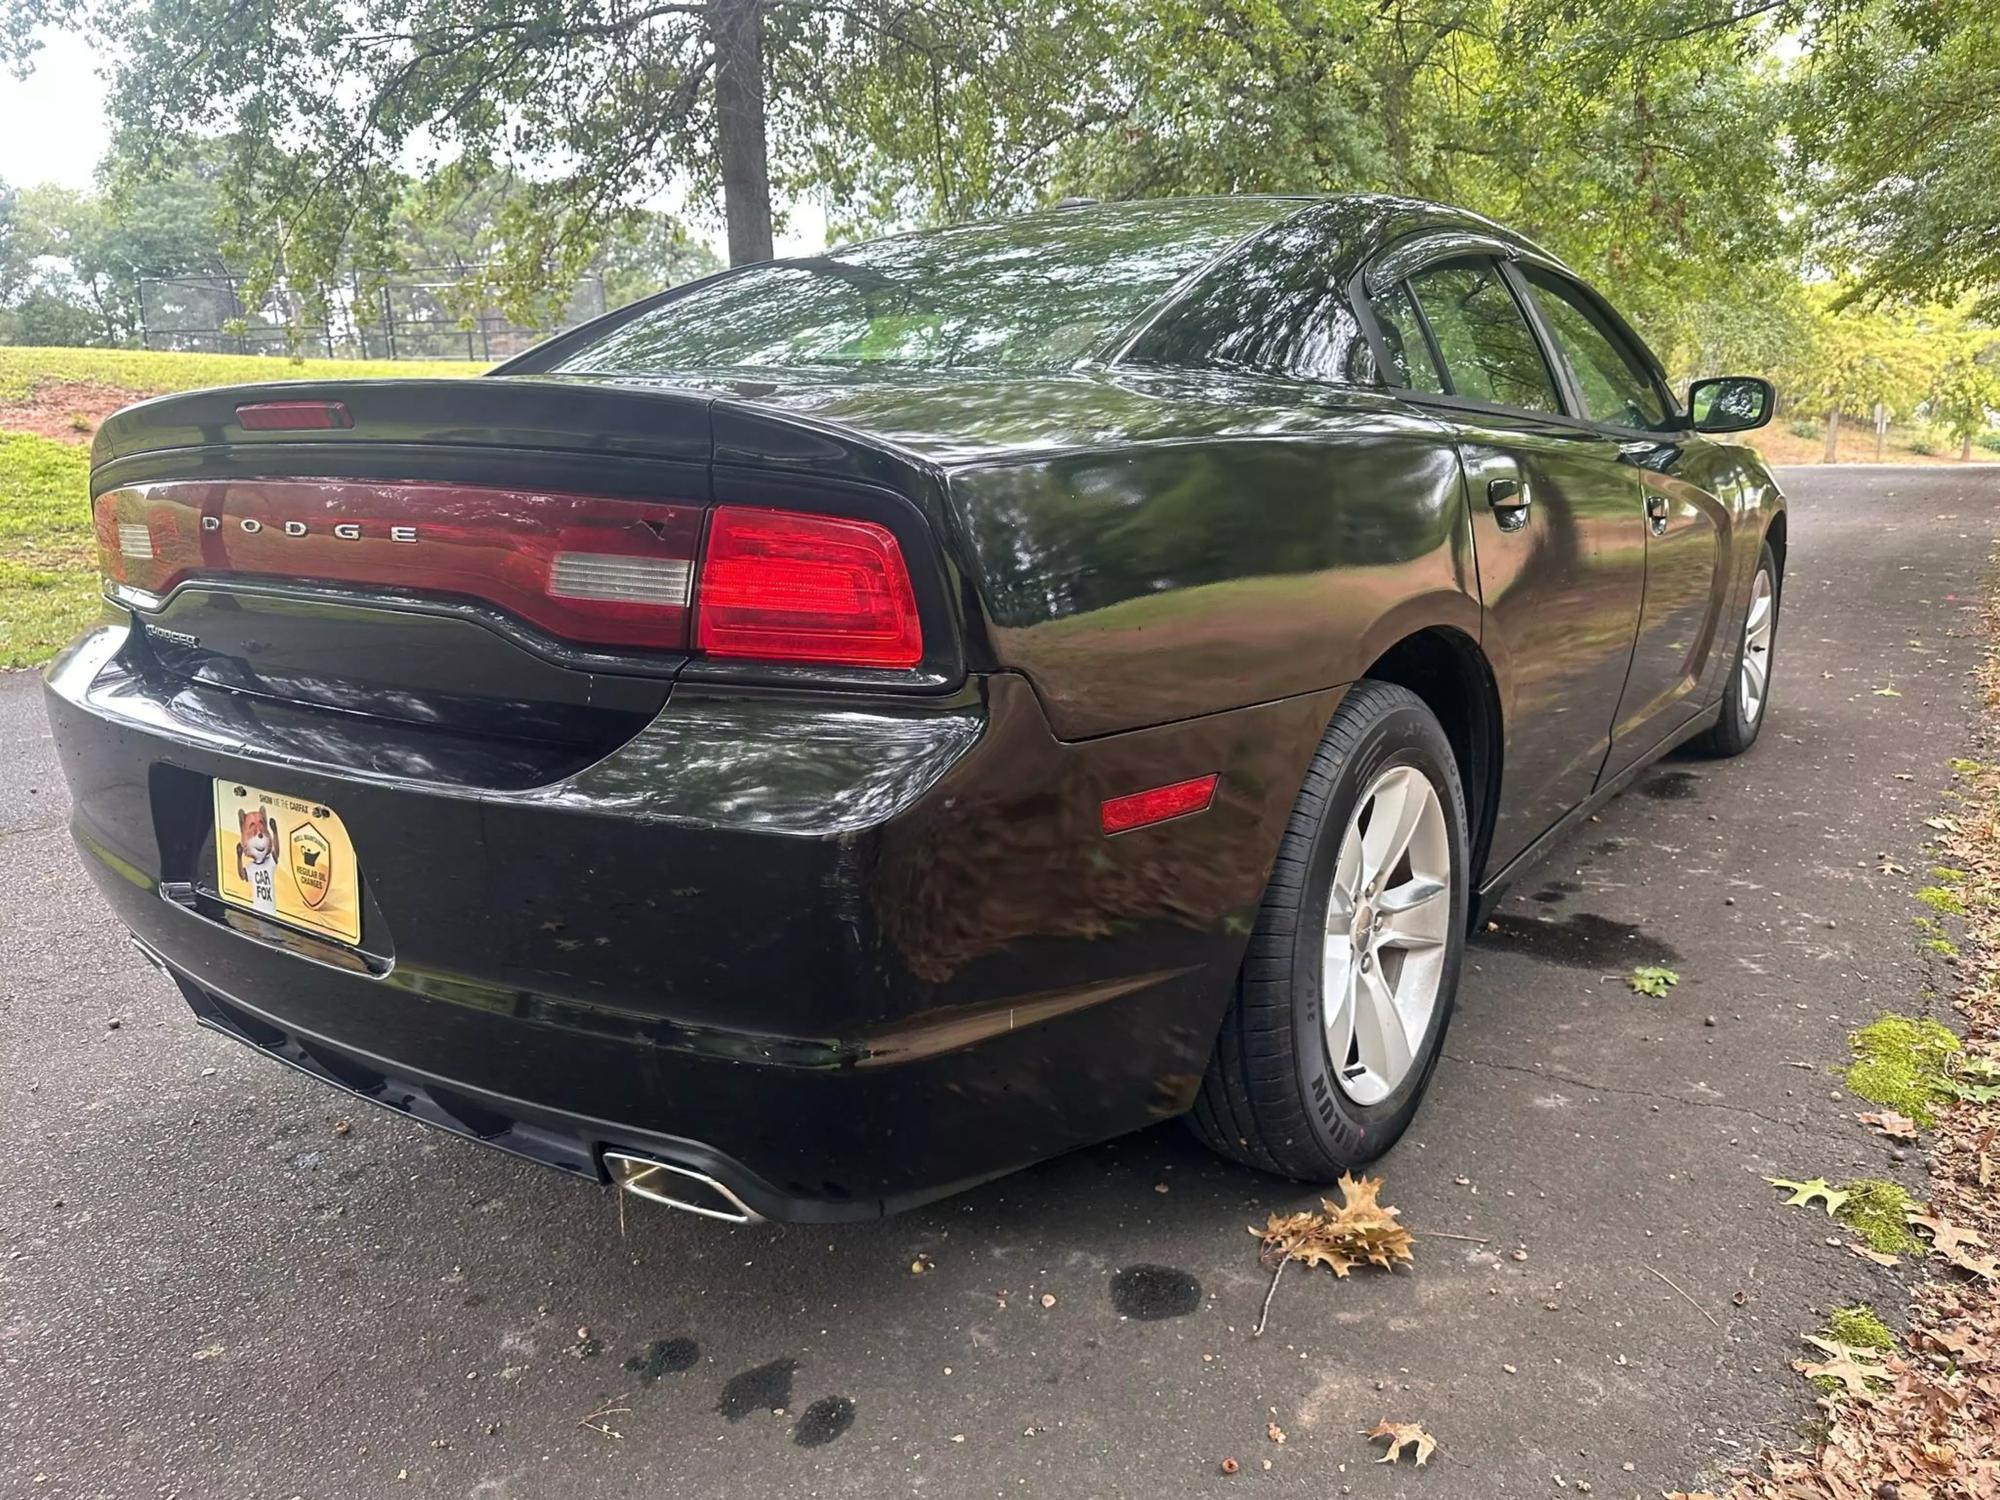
[92,480,700,652]
[696,505,923,669]
[1100,774,1219,835]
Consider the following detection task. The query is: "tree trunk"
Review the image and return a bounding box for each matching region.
[710,0,774,266]
[1964,434,1975,462]
[1822,407,1840,464]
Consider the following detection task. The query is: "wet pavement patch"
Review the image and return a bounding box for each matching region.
[1109,1263,1203,1320]
[792,1395,856,1447]
[717,1357,796,1420]
[1478,912,1680,969]
[1640,770,1701,800]
[624,1336,699,1383]
[1531,880,1582,904]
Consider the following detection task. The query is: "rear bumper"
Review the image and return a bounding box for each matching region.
[45,621,1339,1220]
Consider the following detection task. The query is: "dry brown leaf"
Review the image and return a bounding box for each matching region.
[1846,1242,1903,1268]
[1365,1419,1435,1466]
[1909,1211,1998,1276]
[1796,1337,1890,1402]
[1859,1110,1921,1140]
[1252,1174,1413,1278]
[1266,1422,1286,1445]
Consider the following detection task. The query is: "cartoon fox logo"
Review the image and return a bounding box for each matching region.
[237,806,280,914]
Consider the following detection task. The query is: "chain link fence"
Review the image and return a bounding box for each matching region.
[136,270,608,361]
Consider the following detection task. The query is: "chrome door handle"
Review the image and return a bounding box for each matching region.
[1488,476,1530,532]
[1645,494,1669,536]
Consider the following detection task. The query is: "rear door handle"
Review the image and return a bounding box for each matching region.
[1645,494,1669,536]
[1488,476,1530,532]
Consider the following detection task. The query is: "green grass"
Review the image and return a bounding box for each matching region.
[0,432,96,668]
[0,345,485,401]
[0,346,490,667]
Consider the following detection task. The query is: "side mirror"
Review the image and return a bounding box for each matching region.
[1688,376,1775,434]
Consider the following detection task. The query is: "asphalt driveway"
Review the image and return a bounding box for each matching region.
[3,465,1996,1499]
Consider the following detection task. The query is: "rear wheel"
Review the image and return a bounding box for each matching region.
[1691,540,1778,757]
[1189,680,1469,1180]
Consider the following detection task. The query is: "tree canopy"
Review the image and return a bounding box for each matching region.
[0,0,1995,444]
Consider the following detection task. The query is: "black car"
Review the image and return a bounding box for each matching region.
[45,194,1783,1223]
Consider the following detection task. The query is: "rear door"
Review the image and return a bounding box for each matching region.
[1513,267,1732,781]
[1365,251,1646,873]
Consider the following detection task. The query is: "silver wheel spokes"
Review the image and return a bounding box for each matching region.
[1322,765,1452,1107]
[1740,568,1774,723]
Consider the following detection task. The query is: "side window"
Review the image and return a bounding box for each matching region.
[1127,217,1378,385]
[1405,259,1561,414]
[1522,268,1670,430]
[1371,284,1445,394]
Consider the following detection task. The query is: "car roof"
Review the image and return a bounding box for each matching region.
[875,192,1565,278]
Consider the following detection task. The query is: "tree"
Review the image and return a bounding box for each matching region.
[0,0,1118,331]
[1790,0,2000,316]
[1777,289,1950,461]
[821,0,1802,369]
[1929,341,2000,460]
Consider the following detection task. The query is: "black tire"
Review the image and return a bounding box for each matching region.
[1188,680,1469,1180]
[1690,540,1779,758]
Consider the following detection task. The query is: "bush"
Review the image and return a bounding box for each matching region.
[1788,417,1822,440]
[1905,429,1940,455]
[1976,430,2000,454]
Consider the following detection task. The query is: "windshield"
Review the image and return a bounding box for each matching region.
[553,200,1291,375]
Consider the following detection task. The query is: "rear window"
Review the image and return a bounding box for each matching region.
[554,200,1289,375]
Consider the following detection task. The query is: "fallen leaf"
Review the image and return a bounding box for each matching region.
[1795,1337,1889,1401]
[1909,1211,1990,1261]
[1874,686,1902,696]
[1628,964,1679,998]
[1858,1110,1921,1141]
[1767,1176,1852,1217]
[1254,1174,1414,1278]
[1847,1243,1903,1268]
[1877,858,1910,875]
[1366,1419,1436,1466]
[1266,1422,1286,1444]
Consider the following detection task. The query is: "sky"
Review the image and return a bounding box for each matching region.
[0,27,829,258]
[0,32,110,192]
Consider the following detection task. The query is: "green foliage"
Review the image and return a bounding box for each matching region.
[1628,964,1679,997]
[1794,0,2000,318]
[1839,1014,1962,1127]
[1789,417,1823,440]
[1917,885,1968,916]
[1832,1181,1923,1258]
[1979,432,2000,453]
[1823,1304,1896,1351]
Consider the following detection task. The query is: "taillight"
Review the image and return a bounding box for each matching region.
[696,506,923,669]
[92,484,927,671]
[92,481,701,652]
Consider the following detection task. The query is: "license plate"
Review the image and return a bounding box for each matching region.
[212,780,361,946]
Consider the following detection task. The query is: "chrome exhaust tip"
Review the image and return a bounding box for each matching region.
[604,1151,762,1224]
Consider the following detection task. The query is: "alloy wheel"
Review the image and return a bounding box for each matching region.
[1740,567,1775,724]
[1321,764,1453,1106]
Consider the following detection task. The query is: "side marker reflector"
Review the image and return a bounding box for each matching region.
[1100,773,1219,835]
